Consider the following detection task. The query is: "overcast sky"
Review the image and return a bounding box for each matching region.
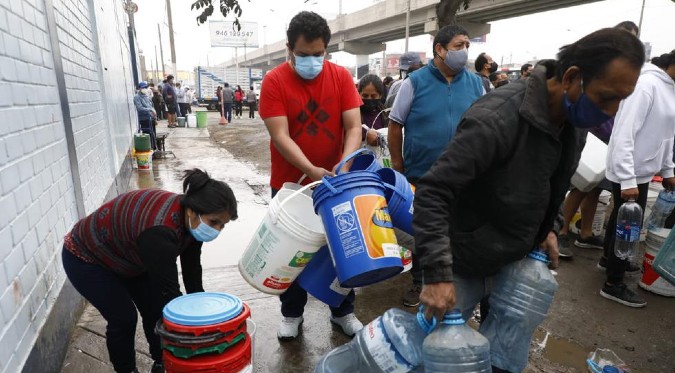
[133,0,675,71]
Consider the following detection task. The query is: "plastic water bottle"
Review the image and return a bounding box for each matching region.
[422,310,491,373]
[645,189,675,230]
[316,308,431,373]
[480,250,558,373]
[614,200,643,260]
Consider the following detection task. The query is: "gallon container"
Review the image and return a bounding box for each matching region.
[423,310,491,373]
[316,308,430,373]
[196,111,208,128]
[177,116,187,127]
[376,168,415,236]
[571,133,607,192]
[644,190,675,231]
[335,149,381,174]
[481,251,558,373]
[297,245,351,307]
[239,184,326,294]
[313,172,402,287]
[640,228,675,295]
[186,114,197,128]
[134,132,152,152]
[365,127,392,168]
[591,191,612,236]
[136,151,153,171]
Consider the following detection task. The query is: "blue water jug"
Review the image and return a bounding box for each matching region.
[422,310,491,373]
[481,250,558,373]
[645,189,675,230]
[316,308,431,373]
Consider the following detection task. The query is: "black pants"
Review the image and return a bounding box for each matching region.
[248,102,256,118]
[178,103,190,117]
[603,182,649,284]
[235,101,243,117]
[271,188,356,317]
[62,248,163,372]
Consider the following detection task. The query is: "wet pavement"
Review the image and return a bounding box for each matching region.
[60,110,674,373]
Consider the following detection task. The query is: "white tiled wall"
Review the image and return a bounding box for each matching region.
[0,0,136,371]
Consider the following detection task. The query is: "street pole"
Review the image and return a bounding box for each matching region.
[637,0,646,38]
[404,0,410,52]
[154,45,160,82]
[166,0,177,77]
[157,24,165,78]
[235,47,239,87]
[382,47,386,77]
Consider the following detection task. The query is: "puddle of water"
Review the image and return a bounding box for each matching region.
[533,329,589,371]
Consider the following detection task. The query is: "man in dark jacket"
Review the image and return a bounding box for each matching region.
[414,28,645,373]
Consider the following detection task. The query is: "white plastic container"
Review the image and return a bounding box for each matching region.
[239,183,326,294]
[591,191,612,236]
[640,228,675,296]
[246,319,257,368]
[186,113,197,128]
[365,127,392,168]
[571,133,607,192]
[642,189,660,241]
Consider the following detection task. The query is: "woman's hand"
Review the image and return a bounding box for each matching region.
[366,129,379,146]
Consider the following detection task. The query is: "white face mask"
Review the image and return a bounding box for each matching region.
[140,88,150,96]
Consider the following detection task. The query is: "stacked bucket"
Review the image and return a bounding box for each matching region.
[156,292,255,373]
[239,149,416,306]
[134,132,153,170]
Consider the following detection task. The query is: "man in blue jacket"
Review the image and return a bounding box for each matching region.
[133,81,157,150]
[388,24,484,307]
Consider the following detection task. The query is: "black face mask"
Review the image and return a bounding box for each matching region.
[488,61,498,73]
[360,99,380,112]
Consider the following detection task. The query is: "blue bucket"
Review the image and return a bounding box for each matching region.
[376,168,415,236]
[297,245,351,307]
[335,149,381,174]
[312,172,402,287]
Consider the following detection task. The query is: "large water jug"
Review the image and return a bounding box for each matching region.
[644,189,675,231]
[316,308,430,373]
[481,250,558,373]
[614,201,643,260]
[422,310,490,373]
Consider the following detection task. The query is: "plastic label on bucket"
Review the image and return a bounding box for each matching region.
[362,317,413,373]
[329,277,351,296]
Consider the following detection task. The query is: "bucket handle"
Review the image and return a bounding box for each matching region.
[334,149,376,175]
[272,180,323,225]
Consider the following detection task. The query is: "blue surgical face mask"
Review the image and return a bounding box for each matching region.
[563,79,611,128]
[189,214,220,242]
[294,54,324,80]
[443,48,468,72]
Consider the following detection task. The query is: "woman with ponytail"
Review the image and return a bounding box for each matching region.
[61,169,237,373]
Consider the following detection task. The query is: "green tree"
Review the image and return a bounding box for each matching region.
[191,0,474,30]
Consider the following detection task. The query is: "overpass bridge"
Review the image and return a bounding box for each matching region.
[221,0,602,71]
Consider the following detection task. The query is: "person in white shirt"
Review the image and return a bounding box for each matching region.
[602,51,675,308]
[184,87,194,114]
[176,83,187,117]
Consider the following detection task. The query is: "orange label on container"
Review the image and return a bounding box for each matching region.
[263,277,292,290]
[352,195,399,259]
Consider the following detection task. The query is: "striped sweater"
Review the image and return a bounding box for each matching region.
[65,189,191,277]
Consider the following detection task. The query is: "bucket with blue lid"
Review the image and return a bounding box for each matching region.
[158,292,254,372]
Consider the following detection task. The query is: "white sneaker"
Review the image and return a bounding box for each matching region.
[277,316,303,340]
[330,313,363,337]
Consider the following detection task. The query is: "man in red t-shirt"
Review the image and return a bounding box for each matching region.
[259,11,363,341]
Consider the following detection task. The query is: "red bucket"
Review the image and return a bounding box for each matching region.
[163,303,250,337]
[163,334,251,373]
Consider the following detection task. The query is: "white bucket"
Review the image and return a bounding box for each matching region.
[186,114,197,128]
[571,133,607,192]
[246,319,257,368]
[640,228,675,296]
[239,183,326,294]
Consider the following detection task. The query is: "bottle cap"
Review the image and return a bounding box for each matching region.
[528,250,549,263]
[441,309,465,325]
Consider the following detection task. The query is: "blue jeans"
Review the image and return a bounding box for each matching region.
[453,273,524,373]
[224,103,232,122]
[62,247,163,372]
[271,188,356,317]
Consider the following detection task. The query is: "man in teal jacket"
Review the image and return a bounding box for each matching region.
[388,24,484,307]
